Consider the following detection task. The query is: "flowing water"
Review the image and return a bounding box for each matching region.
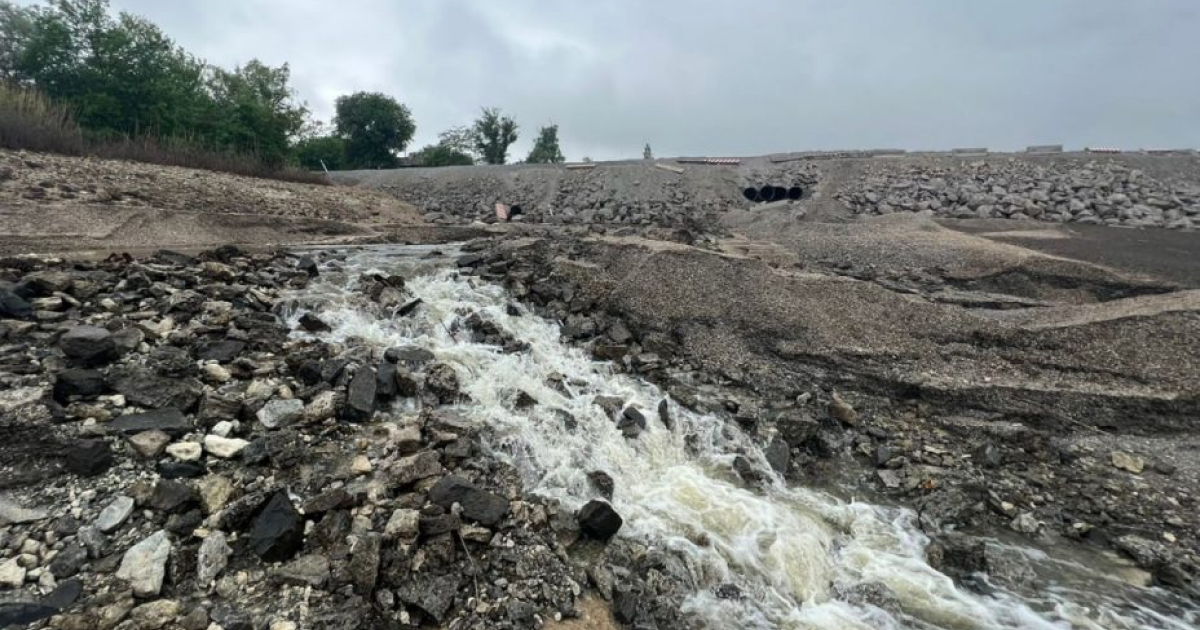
[285,245,1199,630]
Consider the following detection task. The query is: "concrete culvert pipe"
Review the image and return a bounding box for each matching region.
[743,187,762,202]
[759,186,778,202]
[772,186,788,201]
[787,186,804,201]
[510,204,523,216]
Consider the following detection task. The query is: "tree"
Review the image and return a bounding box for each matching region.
[436,125,477,160]
[472,107,517,165]
[334,91,415,169]
[413,143,473,167]
[206,60,308,166]
[293,135,346,171]
[526,124,564,164]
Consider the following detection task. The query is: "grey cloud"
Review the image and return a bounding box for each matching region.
[26,0,1200,159]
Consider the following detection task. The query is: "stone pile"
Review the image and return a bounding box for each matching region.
[838,159,1200,228]
[0,247,645,629]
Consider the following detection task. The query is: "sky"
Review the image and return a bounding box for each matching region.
[18,0,1200,161]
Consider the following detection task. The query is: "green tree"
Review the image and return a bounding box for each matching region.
[206,60,308,166]
[472,107,518,165]
[333,91,415,169]
[413,143,473,167]
[0,2,35,81]
[293,135,346,171]
[526,124,564,164]
[436,125,477,161]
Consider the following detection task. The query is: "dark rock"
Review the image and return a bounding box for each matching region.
[110,368,202,410]
[41,578,82,610]
[0,287,33,319]
[593,395,623,418]
[385,346,434,365]
[395,572,460,623]
[196,340,246,363]
[428,475,510,526]
[297,256,319,277]
[397,298,423,316]
[456,254,484,268]
[166,509,204,535]
[215,491,272,531]
[149,479,199,513]
[774,409,820,447]
[588,471,615,500]
[514,390,538,409]
[53,368,106,402]
[394,367,419,398]
[299,312,331,332]
[249,492,304,562]
[577,500,623,541]
[158,460,207,479]
[199,391,242,423]
[617,406,647,438]
[152,249,197,266]
[611,585,641,625]
[874,445,893,468]
[302,488,354,517]
[764,436,790,474]
[974,442,1003,468]
[344,367,376,421]
[733,455,765,484]
[0,603,58,627]
[657,399,673,431]
[425,363,460,403]
[60,326,117,366]
[927,533,988,580]
[108,408,192,437]
[148,345,196,377]
[63,439,113,477]
[48,543,87,578]
[419,513,461,537]
[376,362,398,400]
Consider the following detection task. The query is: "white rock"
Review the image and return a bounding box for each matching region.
[1111,451,1145,474]
[117,530,172,597]
[202,363,232,384]
[384,509,419,540]
[257,398,304,429]
[128,430,171,458]
[204,435,249,459]
[165,442,203,462]
[0,557,26,589]
[211,420,235,437]
[94,495,135,533]
[0,496,49,526]
[197,531,232,586]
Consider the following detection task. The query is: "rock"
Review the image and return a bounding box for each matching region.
[116,530,172,597]
[110,408,193,438]
[149,479,198,513]
[376,362,398,399]
[577,500,623,541]
[109,368,202,411]
[384,509,420,540]
[1010,512,1041,535]
[248,492,304,562]
[63,439,114,477]
[201,363,231,383]
[425,363,460,403]
[60,326,117,366]
[588,471,615,500]
[165,442,203,462]
[657,399,673,431]
[395,572,459,623]
[0,287,33,319]
[974,442,1003,468]
[349,533,381,594]
[257,399,303,429]
[0,497,48,526]
[49,543,87,578]
[128,430,172,458]
[198,475,236,514]
[204,435,249,459]
[617,406,647,438]
[274,554,330,588]
[302,390,341,423]
[0,557,26,589]
[53,368,106,402]
[391,451,444,486]
[828,393,858,426]
[428,475,510,526]
[344,367,376,421]
[297,256,319,277]
[197,531,232,586]
[384,346,435,365]
[1111,450,1145,474]
[298,312,331,332]
[95,495,135,533]
[764,435,790,474]
[128,599,180,630]
[197,340,246,363]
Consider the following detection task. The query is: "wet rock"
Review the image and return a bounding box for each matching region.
[298,312,331,332]
[94,495,135,533]
[617,406,647,438]
[428,475,510,526]
[257,398,303,429]
[297,256,319,277]
[588,471,615,500]
[927,533,987,580]
[385,346,435,365]
[110,408,193,438]
[764,435,790,474]
[63,439,114,477]
[0,287,33,319]
[60,326,117,366]
[834,581,901,614]
[425,363,460,403]
[197,531,232,586]
[344,367,376,421]
[116,530,172,597]
[577,499,623,541]
[249,492,304,562]
[657,399,673,431]
[53,368,106,402]
[828,393,858,426]
[733,455,766,485]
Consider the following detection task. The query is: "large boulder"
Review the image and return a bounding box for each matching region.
[577,500,623,541]
[59,326,117,366]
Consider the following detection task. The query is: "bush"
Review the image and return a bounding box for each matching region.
[0,82,326,185]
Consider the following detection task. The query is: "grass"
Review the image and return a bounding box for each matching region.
[0,83,327,185]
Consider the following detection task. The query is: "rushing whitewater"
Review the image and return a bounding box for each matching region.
[284,245,1198,630]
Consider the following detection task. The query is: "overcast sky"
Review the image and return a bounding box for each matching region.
[21,0,1200,160]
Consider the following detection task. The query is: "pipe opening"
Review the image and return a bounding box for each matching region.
[743,187,762,202]
[787,186,804,201]
[759,186,777,202]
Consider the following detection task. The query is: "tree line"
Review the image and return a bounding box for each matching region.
[0,0,566,172]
